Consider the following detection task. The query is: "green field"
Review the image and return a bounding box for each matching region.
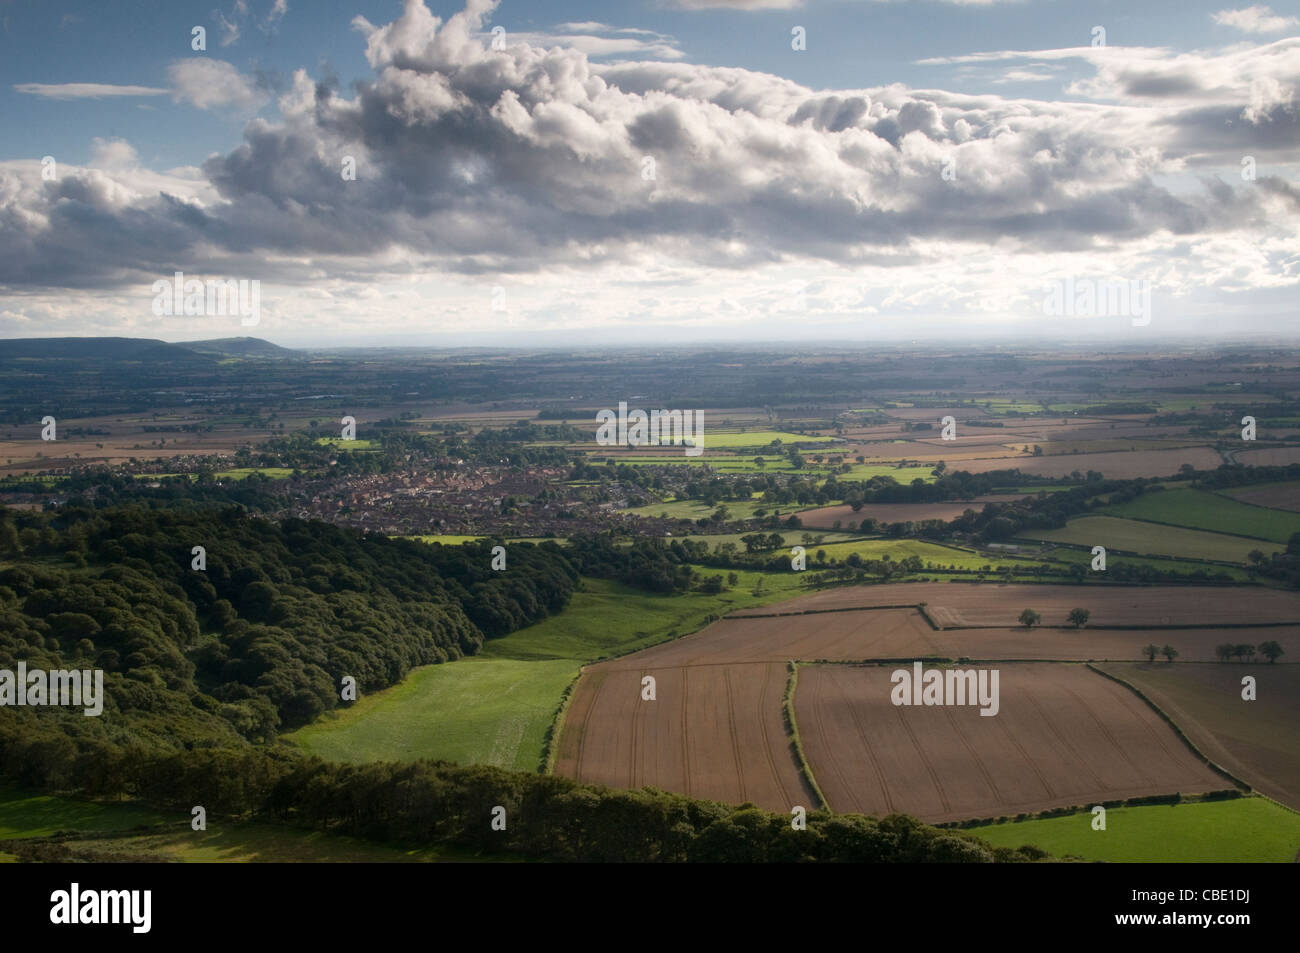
[483,572,808,662]
[212,467,294,480]
[661,530,862,551]
[402,534,490,545]
[1023,515,1277,563]
[400,535,566,546]
[0,787,167,839]
[136,467,294,481]
[287,656,579,772]
[595,454,831,473]
[622,498,795,520]
[1046,546,1249,581]
[839,464,938,482]
[1102,488,1300,543]
[287,572,812,771]
[972,798,1300,862]
[991,485,1081,495]
[696,430,836,449]
[0,475,66,488]
[810,538,1041,571]
[978,399,1047,415]
[315,437,379,450]
[1153,397,1270,412]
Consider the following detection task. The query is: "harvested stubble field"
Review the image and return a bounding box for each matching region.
[632,604,1296,664]
[555,582,1298,815]
[726,582,1300,629]
[589,606,944,668]
[794,663,1225,823]
[954,446,1222,479]
[1221,482,1300,513]
[556,661,816,810]
[554,610,940,810]
[1235,447,1300,467]
[1096,662,1300,811]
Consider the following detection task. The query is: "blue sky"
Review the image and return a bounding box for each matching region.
[0,0,1297,344]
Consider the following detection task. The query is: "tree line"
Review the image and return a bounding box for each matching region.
[0,722,1045,863]
[0,505,579,750]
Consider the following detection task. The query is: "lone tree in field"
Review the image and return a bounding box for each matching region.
[1143,643,1160,662]
[1258,640,1285,664]
[1019,608,1041,629]
[1161,645,1178,662]
[1067,608,1090,629]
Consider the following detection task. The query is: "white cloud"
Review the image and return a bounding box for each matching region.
[1212,6,1300,34]
[916,39,1300,113]
[507,25,684,61]
[0,0,1296,342]
[13,82,168,99]
[167,59,267,110]
[89,138,138,171]
[216,10,241,47]
[989,68,1061,84]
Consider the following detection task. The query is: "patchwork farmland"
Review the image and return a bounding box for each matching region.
[556,583,1299,824]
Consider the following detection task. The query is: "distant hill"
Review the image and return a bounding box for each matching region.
[0,336,299,363]
[0,337,214,365]
[178,337,302,359]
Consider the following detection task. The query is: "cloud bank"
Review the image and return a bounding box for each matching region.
[0,0,1296,340]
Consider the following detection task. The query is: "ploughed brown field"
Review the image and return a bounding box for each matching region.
[555,582,1293,815]
[950,446,1223,479]
[795,663,1225,823]
[557,661,817,810]
[1236,447,1300,467]
[727,582,1300,629]
[1222,482,1300,513]
[1097,662,1300,811]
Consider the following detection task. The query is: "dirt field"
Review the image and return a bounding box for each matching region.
[726,582,1300,628]
[1223,483,1300,513]
[1097,662,1300,811]
[554,582,1297,813]
[594,608,944,668]
[677,606,1297,663]
[1236,447,1300,467]
[796,663,1226,822]
[0,411,278,473]
[954,446,1222,479]
[555,660,816,811]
